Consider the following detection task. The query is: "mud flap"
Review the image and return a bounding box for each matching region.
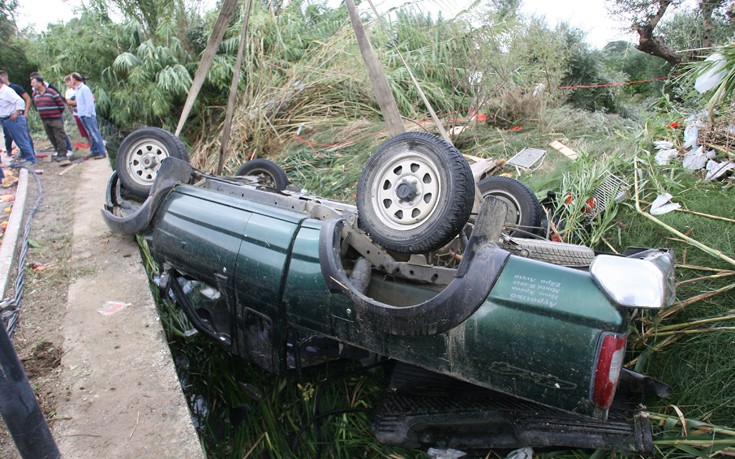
[100,157,195,235]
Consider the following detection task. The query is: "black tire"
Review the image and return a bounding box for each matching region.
[235,159,289,191]
[116,127,189,199]
[356,132,475,253]
[476,176,542,237]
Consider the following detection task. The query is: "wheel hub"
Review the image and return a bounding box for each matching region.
[141,154,160,170]
[396,181,418,202]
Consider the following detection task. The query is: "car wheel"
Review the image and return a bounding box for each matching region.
[116,127,189,199]
[235,159,289,190]
[476,176,542,237]
[356,132,475,253]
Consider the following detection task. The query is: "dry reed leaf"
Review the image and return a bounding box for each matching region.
[672,404,689,437]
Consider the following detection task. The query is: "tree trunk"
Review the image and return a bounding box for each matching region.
[634,0,682,66]
[699,0,718,49]
[636,24,682,66]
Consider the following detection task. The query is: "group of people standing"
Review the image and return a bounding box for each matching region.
[0,70,107,178]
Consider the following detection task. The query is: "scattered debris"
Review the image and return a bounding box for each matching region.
[97,301,131,316]
[549,140,578,160]
[650,193,682,216]
[506,147,546,171]
[427,448,467,459]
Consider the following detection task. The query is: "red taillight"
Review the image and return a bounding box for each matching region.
[592,333,627,410]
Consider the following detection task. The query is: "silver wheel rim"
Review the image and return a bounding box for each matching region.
[370,152,442,231]
[124,138,170,187]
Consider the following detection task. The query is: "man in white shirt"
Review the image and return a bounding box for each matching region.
[0,75,37,166]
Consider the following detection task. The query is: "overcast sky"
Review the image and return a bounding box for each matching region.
[17,0,635,49]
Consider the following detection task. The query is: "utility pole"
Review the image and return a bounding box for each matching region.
[345,0,405,137]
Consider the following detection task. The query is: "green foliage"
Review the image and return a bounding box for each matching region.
[0,0,35,85]
[24,10,121,90]
[684,42,735,115]
[657,6,735,54]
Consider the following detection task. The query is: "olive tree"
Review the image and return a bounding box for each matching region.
[606,0,735,66]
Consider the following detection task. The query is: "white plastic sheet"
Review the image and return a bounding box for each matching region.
[650,193,681,216]
[695,53,727,93]
[705,160,735,181]
[655,148,679,165]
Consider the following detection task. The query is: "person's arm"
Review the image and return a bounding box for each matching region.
[8,95,24,121]
[21,92,31,117]
[52,90,65,115]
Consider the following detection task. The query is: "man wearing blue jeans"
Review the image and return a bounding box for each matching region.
[69,72,106,159]
[0,77,37,168]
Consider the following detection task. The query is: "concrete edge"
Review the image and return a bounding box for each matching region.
[0,169,29,297]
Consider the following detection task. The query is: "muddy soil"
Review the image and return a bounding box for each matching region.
[1,141,82,458]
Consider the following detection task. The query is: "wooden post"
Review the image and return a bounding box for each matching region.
[217,0,254,175]
[345,0,405,137]
[175,0,240,137]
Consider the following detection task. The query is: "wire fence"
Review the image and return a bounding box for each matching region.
[0,169,44,337]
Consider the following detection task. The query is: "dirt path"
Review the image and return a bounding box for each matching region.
[1,147,201,458]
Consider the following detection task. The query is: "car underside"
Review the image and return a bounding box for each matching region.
[103,129,675,454]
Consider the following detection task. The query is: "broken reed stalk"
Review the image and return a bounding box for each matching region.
[677,271,735,286]
[655,313,735,333]
[660,282,735,320]
[654,439,735,446]
[678,264,735,272]
[640,199,735,224]
[653,326,735,337]
[648,413,735,437]
[627,334,681,367]
[633,161,735,268]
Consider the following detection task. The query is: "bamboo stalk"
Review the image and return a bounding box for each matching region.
[654,439,735,446]
[634,161,735,268]
[677,271,735,286]
[661,283,735,320]
[656,314,735,332]
[640,199,735,223]
[653,326,735,337]
[678,264,735,272]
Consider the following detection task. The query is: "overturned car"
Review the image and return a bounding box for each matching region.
[104,128,675,453]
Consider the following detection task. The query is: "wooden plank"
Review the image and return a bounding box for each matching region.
[549,140,579,160]
[58,162,81,175]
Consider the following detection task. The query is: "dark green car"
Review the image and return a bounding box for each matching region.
[104,130,675,454]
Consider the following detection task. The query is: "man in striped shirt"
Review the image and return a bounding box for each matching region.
[31,75,69,162]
